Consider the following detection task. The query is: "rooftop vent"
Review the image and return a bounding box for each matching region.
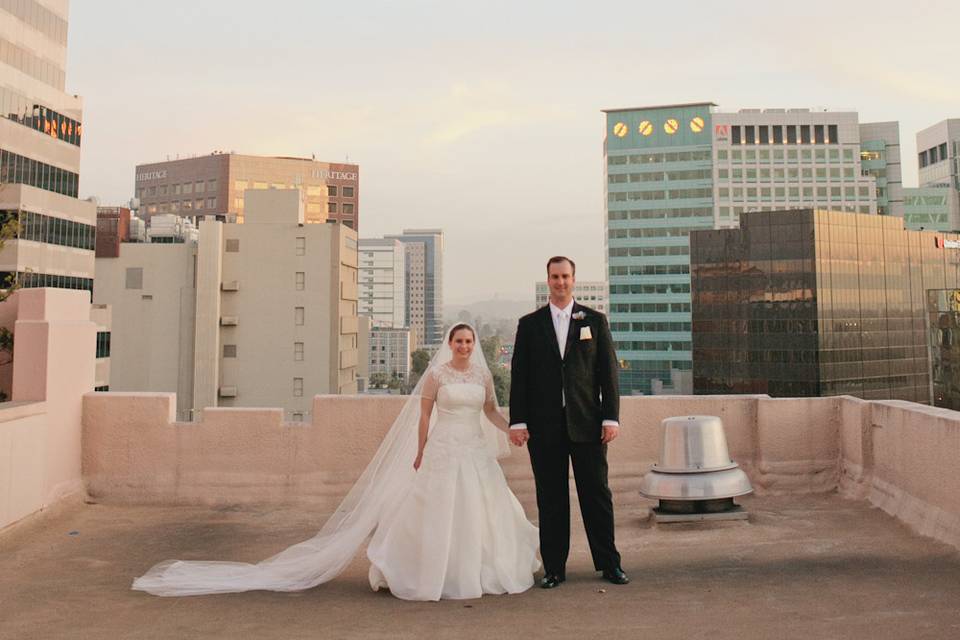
[640,415,753,522]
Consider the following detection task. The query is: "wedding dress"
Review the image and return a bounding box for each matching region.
[367,361,540,600]
[132,325,539,600]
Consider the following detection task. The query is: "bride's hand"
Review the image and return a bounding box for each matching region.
[413,451,423,470]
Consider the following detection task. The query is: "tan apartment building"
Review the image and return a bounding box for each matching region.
[94,190,359,421]
[134,153,360,229]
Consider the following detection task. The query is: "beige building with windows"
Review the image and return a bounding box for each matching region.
[94,190,359,421]
[535,280,608,314]
[134,153,359,229]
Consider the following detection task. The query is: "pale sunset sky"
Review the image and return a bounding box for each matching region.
[68,0,960,303]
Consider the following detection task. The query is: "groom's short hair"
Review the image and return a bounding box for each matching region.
[546,256,576,276]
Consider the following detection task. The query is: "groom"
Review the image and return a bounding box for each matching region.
[509,256,628,588]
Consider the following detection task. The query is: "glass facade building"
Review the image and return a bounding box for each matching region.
[691,208,960,404]
[384,229,443,347]
[605,103,714,394]
[605,104,896,395]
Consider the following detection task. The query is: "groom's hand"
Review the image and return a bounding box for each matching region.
[601,424,619,444]
[509,428,529,447]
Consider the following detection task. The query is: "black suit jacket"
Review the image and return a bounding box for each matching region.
[509,303,620,443]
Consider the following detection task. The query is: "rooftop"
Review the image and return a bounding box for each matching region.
[4,288,960,638]
[4,494,960,639]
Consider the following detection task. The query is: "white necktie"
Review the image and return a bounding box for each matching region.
[555,311,569,358]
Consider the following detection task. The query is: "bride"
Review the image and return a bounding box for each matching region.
[132,324,540,600]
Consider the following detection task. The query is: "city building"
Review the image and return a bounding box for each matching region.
[604,102,896,394]
[690,208,960,405]
[904,119,960,232]
[94,190,359,421]
[0,0,95,294]
[535,280,608,314]
[367,326,414,382]
[134,153,359,229]
[358,238,406,327]
[385,229,443,347]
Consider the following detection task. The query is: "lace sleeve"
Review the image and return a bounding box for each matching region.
[419,367,440,401]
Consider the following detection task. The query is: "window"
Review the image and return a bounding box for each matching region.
[296,237,305,255]
[828,124,838,144]
[327,185,338,197]
[294,342,304,361]
[731,126,741,145]
[758,126,769,145]
[208,179,217,190]
[293,378,303,397]
[342,203,354,214]
[744,125,755,144]
[225,238,240,252]
[223,344,237,358]
[96,331,111,358]
[814,125,825,144]
[207,197,216,209]
[328,202,338,213]
[800,125,811,144]
[125,267,143,289]
[773,126,783,145]
[292,412,304,422]
[295,307,304,325]
[342,186,354,198]
[295,272,305,290]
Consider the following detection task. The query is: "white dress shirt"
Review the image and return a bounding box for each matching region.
[511,299,619,431]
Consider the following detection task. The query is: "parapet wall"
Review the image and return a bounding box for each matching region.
[82,393,845,511]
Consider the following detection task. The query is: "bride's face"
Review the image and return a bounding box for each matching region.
[449,329,475,360]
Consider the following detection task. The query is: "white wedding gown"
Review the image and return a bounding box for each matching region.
[132,358,539,601]
[368,364,540,600]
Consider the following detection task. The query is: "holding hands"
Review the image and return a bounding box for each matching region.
[509,428,529,447]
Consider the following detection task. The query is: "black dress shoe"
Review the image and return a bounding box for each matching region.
[601,567,630,585]
[539,573,565,589]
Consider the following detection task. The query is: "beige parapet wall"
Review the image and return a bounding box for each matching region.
[81,393,844,510]
[0,289,96,532]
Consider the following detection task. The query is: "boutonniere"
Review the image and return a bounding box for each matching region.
[572,311,586,320]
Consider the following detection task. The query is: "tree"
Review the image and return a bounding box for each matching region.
[0,210,20,402]
[411,350,430,375]
[480,335,511,406]
[368,372,389,388]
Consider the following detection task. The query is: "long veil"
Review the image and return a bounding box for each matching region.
[132,324,508,596]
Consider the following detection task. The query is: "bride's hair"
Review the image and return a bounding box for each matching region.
[447,323,476,342]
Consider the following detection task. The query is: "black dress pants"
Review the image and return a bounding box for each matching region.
[527,422,620,576]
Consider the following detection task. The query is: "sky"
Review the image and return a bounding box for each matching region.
[67,0,960,304]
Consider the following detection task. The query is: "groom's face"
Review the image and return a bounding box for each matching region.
[547,261,576,302]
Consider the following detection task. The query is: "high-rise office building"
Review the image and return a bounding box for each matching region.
[604,102,894,394]
[385,229,443,347]
[358,238,406,328]
[690,208,960,405]
[535,280,608,314]
[0,0,95,294]
[904,119,960,232]
[134,153,360,229]
[94,190,359,421]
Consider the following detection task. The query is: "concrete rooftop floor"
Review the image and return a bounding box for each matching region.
[3,494,960,640]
